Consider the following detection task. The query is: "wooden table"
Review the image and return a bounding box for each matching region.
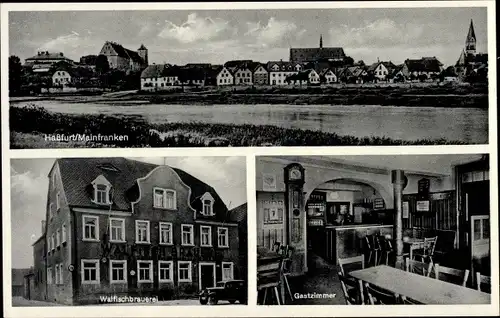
[350,265,491,304]
[404,238,425,260]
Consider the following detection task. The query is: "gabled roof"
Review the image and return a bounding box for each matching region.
[228,203,247,224]
[105,41,144,64]
[266,60,296,72]
[140,64,169,78]
[290,47,346,63]
[405,57,443,73]
[25,51,74,63]
[55,157,229,219]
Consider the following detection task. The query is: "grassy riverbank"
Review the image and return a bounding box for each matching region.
[10,104,465,148]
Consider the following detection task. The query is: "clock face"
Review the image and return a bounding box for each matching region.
[290,168,302,180]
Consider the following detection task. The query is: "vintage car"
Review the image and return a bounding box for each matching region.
[199,280,247,305]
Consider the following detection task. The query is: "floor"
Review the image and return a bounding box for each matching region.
[286,251,346,305]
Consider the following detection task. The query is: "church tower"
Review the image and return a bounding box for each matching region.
[138,44,148,66]
[319,34,323,49]
[465,19,476,56]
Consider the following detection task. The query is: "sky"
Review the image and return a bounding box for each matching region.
[10,156,246,269]
[9,7,487,67]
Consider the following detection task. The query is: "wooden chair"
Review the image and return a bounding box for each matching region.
[434,264,470,287]
[400,295,423,304]
[280,245,295,302]
[365,235,380,266]
[338,271,364,305]
[476,272,491,293]
[257,259,283,305]
[405,257,432,277]
[364,282,399,305]
[413,236,438,265]
[378,235,394,266]
[338,255,365,276]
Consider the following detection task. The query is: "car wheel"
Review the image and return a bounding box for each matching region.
[208,296,218,305]
[199,296,208,305]
[229,299,236,304]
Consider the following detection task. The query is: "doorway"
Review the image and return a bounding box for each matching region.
[198,263,216,291]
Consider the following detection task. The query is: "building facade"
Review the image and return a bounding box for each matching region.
[24,51,75,73]
[267,61,301,86]
[99,41,148,73]
[253,64,269,85]
[216,67,234,86]
[32,158,242,305]
[289,35,346,64]
[52,70,72,87]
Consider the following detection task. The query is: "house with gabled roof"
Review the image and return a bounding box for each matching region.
[286,69,320,86]
[253,63,269,86]
[99,41,148,73]
[32,157,242,304]
[140,64,174,91]
[216,66,234,86]
[267,60,301,86]
[402,57,443,81]
[367,61,396,82]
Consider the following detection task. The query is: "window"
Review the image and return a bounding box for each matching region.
[153,188,176,209]
[83,215,99,241]
[178,261,192,282]
[91,175,112,205]
[137,260,153,283]
[110,260,127,283]
[218,227,229,248]
[47,267,52,284]
[62,223,67,243]
[59,263,63,284]
[200,226,212,247]
[55,264,59,284]
[52,172,56,188]
[158,261,173,282]
[47,237,51,254]
[51,234,55,251]
[95,184,110,204]
[159,222,173,245]
[81,259,100,284]
[56,229,61,247]
[222,262,234,281]
[181,224,194,246]
[135,220,150,243]
[49,203,54,220]
[109,218,125,242]
[201,192,214,216]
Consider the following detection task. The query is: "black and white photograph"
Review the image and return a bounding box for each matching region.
[8,6,489,148]
[9,156,247,306]
[256,154,491,305]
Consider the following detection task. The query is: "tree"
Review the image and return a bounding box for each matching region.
[9,55,23,96]
[95,54,110,74]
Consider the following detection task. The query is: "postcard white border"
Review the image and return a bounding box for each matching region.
[2,1,498,317]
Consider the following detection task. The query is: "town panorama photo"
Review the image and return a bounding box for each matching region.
[8,7,488,148]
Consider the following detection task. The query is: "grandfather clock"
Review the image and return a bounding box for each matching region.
[284,163,307,275]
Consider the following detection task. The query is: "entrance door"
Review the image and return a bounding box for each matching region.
[199,263,215,291]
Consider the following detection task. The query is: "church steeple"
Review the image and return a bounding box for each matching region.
[465,19,476,55]
[319,34,323,49]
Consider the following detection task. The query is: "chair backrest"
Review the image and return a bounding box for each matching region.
[419,236,438,257]
[364,282,398,305]
[476,272,491,293]
[400,295,423,304]
[338,271,364,305]
[434,264,469,287]
[272,242,282,253]
[405,258,432,277]
[257,259,282,289]
[338,255,365,276]
[364,235,372,250]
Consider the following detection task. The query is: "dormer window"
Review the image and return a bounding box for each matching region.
[153,188,176,210]
[200,192,215,216]
[91,175,112,205]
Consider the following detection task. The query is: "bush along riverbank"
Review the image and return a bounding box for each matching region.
[10,104,466,148]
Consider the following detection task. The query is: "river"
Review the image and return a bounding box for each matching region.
[11,101,488,143]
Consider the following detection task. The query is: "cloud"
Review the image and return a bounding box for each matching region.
[158,13,233,43]
[245,17,301,47]
[36,32,101,60]
[329,18,424,48]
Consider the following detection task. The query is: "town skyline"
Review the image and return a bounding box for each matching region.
[9,8,487,68]
[10,156,247,268]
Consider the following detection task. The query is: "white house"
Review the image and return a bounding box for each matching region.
[216,67,234,86]
[369,61,396,81]
[140,64,180,91]
[52,70,72,86]
[267,61,299,86]
[321,68,337,84]
[286,69,320,86]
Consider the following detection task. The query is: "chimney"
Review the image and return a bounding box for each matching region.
[41,220,46,234]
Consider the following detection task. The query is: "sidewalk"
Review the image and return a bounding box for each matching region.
[12,297,240,306]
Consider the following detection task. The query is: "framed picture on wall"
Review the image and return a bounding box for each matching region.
[262,173,277,191]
